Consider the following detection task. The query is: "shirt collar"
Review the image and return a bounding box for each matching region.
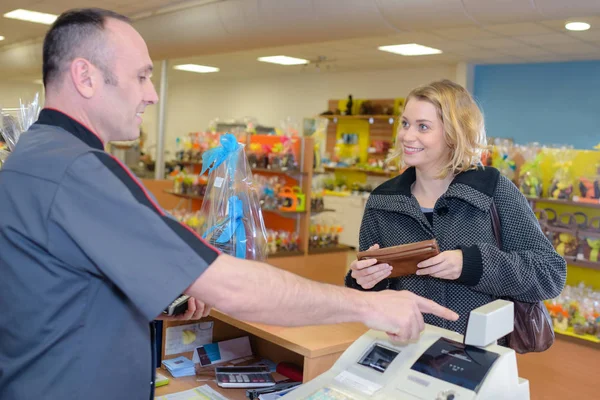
[35,108,104,150]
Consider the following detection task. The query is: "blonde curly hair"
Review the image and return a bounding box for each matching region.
[389,79,488,179]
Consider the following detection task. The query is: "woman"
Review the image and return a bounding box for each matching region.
[345,80,566,335]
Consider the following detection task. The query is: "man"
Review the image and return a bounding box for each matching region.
[0,8,458,400]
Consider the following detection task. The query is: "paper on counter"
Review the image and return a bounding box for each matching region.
[165,321,214,356]
[155,385,229,400]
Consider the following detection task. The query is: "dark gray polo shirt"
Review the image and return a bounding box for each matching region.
[0,109,219,400]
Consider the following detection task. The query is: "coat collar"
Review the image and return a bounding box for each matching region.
[35,108,104,150]
[368,166,500,213]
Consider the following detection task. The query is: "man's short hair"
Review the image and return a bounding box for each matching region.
[42,8,130,87]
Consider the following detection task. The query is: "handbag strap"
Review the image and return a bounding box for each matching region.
[490,200,502,250]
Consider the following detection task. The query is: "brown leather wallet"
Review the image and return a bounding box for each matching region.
[356,239,440,278]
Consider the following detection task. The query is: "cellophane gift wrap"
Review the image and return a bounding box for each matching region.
[1,93,40,166]
[199,134,268,260]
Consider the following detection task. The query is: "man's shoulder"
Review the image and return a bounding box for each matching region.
[2,124,98,183]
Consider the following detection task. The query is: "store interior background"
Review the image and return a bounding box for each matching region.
[1,1,599,399]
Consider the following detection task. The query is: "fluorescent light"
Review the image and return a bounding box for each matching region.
[3,9,58,25]
[565,22,591,31]
[378,43,442,56]
[257,56,309,65]
[0,36,4,41]
[173,64,219,73]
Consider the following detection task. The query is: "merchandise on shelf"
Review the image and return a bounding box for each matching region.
[545,283,600,339]
[246,136,299,172]
[518,143,543,198]
[199,134,267,261]
[309,214,343,249]
[580,217,600,263]
[170,210,205,232]
[170,171,209,196]
[548,146,576,200]
[490,138,517,181]
[577,163,600,203]
[266,230,301,255]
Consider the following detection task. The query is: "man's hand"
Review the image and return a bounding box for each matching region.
[350,244,392,289]
[362,290,459,342]
[416,250,463,280]
[156,297,211,321]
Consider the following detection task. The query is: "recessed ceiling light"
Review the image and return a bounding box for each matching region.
[173,64,219,73]
[378,43,442,56]
[0,36,4,41]
[565,22,591,31]
[3,9,58,25]
[257,56,309,65]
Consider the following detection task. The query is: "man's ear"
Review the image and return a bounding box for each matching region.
[70,58,97,99]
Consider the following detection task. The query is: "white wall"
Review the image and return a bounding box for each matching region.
[144,64,458,157]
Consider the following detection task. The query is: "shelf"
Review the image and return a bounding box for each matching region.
[311,208,336,215]
[554,327,600,349]
[308,244,355,255]
[251,167,307,176]
[267,250,304,259]
[323,166,397,177]
[322,114,396,122]
[526,196,600,210]
[262,209,307,218]
[164,190,204,201]
[178,161,203,166]
[565,257,600,271]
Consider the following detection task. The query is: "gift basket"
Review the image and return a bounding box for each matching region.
[518,143,544,198]
[0,93,40,167]
[548,146,575,200]
[545,283,600,338]
[198,134,268,260]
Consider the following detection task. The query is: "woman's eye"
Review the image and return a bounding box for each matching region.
[401,120,409,128]
[419,124,429,131]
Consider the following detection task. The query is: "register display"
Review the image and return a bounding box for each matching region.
[410,338,499,392]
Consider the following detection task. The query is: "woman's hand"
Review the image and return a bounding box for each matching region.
[416,250,463,280]
[156,297,211,321]
[350,244,393,289]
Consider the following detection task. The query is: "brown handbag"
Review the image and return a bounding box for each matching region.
[490,201,555,354]
[356,239,440,278]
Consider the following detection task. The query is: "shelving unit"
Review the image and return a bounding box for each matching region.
[322,114,396,123]
[526,196,600,210]
[145,135,353,287]
[554,327,600,348]
[323,166,397,177]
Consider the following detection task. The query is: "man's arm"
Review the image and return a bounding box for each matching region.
[186,254,459,341]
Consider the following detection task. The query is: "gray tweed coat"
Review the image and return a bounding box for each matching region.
[345,166,566,335]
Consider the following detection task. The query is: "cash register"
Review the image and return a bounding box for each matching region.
[282,300,530,400]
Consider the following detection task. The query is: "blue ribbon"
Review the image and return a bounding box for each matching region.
[200,134,240,178]
[203,196,246,259]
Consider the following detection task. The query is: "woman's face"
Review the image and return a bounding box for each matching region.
[397,99,451,174]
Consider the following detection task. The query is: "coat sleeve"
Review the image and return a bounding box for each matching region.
[459,175,566,302]
[344,199,391,292]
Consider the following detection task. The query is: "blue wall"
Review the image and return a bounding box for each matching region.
[473,61,600,150]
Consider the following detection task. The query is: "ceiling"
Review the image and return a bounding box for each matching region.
[1,0,599,82]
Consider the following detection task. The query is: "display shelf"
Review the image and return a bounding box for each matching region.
[311,208,336,215]
[322,114,396,122]
[308,244,355,255]
[251,167,307,176]
[564,257,600,271]
[526,196,600,210]
[178,160,202,166]
[554,327,600,349]
[323,166,397,177]
[267,250,305,259]
[262,209,307,218]
[164,190,204,201]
